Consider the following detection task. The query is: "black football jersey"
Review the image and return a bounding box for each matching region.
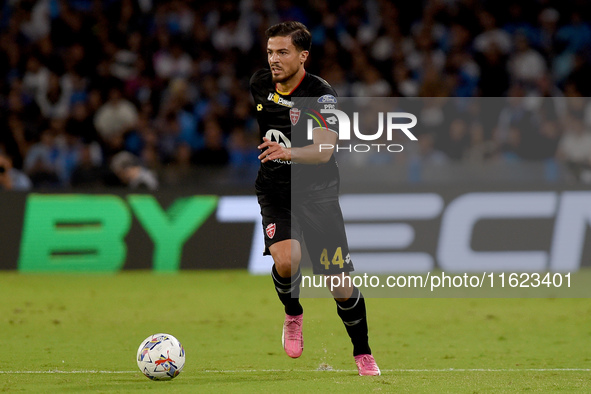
[250,69,340,197]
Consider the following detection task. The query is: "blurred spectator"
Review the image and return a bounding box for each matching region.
[50,4,97,51]
[58,130,87,186]
[159,0,196,36]
[138,126,160,170]
[556,12,591,56]
[228,125,259,169]
[407,133,448,182]
[0,152,32,191]
[193,118,230,166]
[22,55,50,98]
[392,63,418,97]
[155,109,192,165]
[473,11,512,55]
[566,52,591,97]
[464,122,497,164]
[411,3,447,50]
[111,31,143,82]
[2,115,28,169]
[23,127,61,187]
[406,29,446,79]
[370,19,402,65]
[447,23,472,53]
[476,43,509,96]
[499,126,524,162]
[70,141,104,188]
[535,120,561,160]
[556,115,591,183]
[66,102,101,144]
[439,118,471,161]
[496,89,528,147]
[351,66,392,97]
[503,3,535,38]
[18,0,51,43]
[552,12,591,82]
[94,86,139,154]
[124,57,154,104]
[35,72,72,119]
[211,6,254,53]
[277,0,308,26]
[153,38,193,81]
[108,151,158,190]
[160,78,200,149]
[508,33,547,88]
[444,50,479,97]
[536,8,560,61]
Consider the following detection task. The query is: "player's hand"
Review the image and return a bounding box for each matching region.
[258,137,291,163]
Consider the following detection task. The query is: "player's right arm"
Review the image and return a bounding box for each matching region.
[257,126,336,164]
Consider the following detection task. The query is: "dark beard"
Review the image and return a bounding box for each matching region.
[271,69,297,84]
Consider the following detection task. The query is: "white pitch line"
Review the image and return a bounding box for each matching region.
[0,368,589,374]
[0,370,137,374]
[205,368,591,373]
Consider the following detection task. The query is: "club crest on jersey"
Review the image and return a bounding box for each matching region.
[267,92,294,108]
[290,108,301,125]
[266,223,276,239]
[317,94,337,104]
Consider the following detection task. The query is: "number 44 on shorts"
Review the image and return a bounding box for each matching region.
[320,247,350,270]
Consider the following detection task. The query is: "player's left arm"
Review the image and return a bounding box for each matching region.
[258,127,336,164]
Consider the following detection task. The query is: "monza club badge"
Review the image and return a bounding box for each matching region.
[266,223,276,239]
[290,108,300,125]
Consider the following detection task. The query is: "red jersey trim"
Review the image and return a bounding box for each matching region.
[275,71,306,95]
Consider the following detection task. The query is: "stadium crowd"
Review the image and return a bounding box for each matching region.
[1,0,591,190]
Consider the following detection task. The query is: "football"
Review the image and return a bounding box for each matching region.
[136,333,185,380]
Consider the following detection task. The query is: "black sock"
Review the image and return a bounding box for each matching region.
[271,264,303,316]
[335,287,371,356]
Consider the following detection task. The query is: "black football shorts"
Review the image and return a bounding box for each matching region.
[257,191,354,275]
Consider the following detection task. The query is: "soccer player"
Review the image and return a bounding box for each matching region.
[250,21,380,376]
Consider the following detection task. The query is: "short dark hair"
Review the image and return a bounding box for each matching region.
[265,21,311,52]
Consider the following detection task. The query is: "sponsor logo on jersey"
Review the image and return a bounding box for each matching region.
[267,92,294,108]
[325,116,338,125]
[265,129,291,148]
[264,129,292,164]
[317,94,337,104]
[290,108,301,125]
[266,223,276,239]
[257,104,263,111]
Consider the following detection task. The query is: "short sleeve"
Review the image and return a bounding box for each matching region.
[311,89,339,135]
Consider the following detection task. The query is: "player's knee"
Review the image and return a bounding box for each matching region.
[326,273,354,300]
[331,287,354,301]
[270,240,301,277]
[274,252,301,277]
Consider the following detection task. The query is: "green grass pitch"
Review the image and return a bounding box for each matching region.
[1,271,590,392]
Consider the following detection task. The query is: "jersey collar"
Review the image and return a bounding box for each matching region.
[275,71,306,96]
